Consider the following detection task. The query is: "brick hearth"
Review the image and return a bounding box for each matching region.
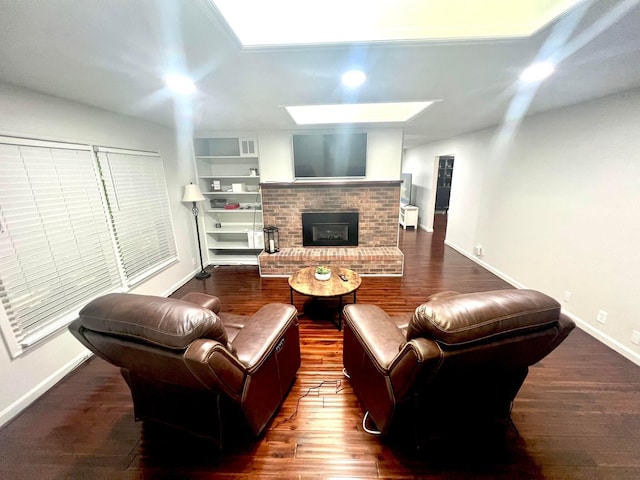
[258,181,403,276]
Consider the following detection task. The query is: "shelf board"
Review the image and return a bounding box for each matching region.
[207,253,260,266]
[195,156,258,160]
[203,191,261,195]
[206,226,263,234]
[200,175,260,179]
[205,208,262,213]
[208,242,262,250]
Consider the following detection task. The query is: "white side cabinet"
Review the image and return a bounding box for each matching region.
[194,137,263,265]
[399,205,419,229]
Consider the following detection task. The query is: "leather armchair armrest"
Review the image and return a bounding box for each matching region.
[231,303,298,373]
[181,292,222,314]
[343,304,407,374]
[184,338,246,400]
[344,304,444,400]
[545,313,576,352]
[389,337,442,400]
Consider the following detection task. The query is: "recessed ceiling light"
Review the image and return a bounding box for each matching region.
[285,101,437,125]
[520,62,555,83]
[164,74,196,95]
[342,70,366,87]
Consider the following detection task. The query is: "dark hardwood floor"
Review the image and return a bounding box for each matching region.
[1,215,639,479]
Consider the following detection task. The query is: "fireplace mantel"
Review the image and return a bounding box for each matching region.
[260,180,402,189]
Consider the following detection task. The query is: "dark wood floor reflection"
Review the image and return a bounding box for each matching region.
[1,215,639,479]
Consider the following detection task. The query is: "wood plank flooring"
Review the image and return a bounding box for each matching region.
[1,215,639,479]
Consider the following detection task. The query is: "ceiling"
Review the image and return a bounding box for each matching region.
[1,0,639,149]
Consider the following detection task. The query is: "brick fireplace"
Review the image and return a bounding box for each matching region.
[258,181,404,276]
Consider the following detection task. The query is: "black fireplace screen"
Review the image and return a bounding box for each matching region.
[302,212,359,247]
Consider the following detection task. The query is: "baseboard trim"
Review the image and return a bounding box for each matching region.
[444,240,526,288]
[569,313,640,366]
[0,350,93,429]
[163,267,202,297]
[444,239,640,367]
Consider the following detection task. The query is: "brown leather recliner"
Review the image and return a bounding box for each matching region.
[69,292,300,446]
[343,289,575,440]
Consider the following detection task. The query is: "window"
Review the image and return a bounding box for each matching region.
[0,137,178,358]
[96,147,178,286]
[0,137,122,356]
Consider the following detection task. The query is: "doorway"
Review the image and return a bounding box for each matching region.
[435,155,454,213]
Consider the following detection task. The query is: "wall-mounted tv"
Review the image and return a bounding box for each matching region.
[292,133,367,179]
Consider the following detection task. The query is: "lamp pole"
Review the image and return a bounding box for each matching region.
[182,183,211,280]
[191,201,211,279]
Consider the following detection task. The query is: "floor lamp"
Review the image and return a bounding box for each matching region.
[182,183,211,279]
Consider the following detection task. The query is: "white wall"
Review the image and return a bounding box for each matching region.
[0,83,201,427]
[258,128,404,182]
[257,131,294,181]
[403,88,640,365]
[402,146,438,231]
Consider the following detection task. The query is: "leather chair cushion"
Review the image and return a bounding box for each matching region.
[407,289,561,347]
[78,293,229,350]
[180,291,222,314]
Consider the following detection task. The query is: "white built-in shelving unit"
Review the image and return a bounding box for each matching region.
[194,137,263,265]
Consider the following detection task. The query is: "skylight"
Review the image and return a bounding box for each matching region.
[284,102,436,125]
[211,0,584,47]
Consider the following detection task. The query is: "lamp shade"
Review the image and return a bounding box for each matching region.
[182,183,205,202]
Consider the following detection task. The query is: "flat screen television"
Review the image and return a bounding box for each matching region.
[292,133,367,179]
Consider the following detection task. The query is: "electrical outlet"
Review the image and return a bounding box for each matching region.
[597,310,608,324]
[563,291,572,303]
[474,245,484,257]
[631,330,640,346]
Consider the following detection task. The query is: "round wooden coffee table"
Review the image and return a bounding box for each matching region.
[288,266,361,330]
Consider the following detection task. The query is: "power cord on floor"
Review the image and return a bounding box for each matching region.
[269,379,345,430]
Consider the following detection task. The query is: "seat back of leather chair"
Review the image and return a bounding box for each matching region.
[69,291,242,417]
[69,293,232,390]
[70,293,301,444]
[408,289,561,347]
[404,289,574,431]
[343,289,575,438]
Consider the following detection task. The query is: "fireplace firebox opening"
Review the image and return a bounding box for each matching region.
[302,212,358,247]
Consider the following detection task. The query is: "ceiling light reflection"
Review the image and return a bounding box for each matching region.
[164,74,197,94]
[520,62,555,83]
[341,70,366,87]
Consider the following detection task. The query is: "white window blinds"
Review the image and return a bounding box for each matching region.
[96,148,178,286]
[0,138,122,355]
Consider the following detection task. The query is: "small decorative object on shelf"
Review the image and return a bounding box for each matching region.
[211,180,221,191]
[263,225,279,254]
[249,168,258,176]
[315,265,331,281]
